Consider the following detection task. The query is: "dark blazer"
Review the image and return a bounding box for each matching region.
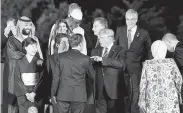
[115,26,152,73]
[174,41,183,76]
[51,49,95,102]
[91,44,125,100]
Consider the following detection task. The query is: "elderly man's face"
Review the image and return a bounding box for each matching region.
[98,34,112,48]
[125,13,137,29]
[92,21,104,36]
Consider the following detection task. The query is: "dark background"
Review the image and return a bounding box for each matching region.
[1,0,183,47]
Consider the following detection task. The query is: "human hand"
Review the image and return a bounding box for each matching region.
[26,93,32,102]
[37,59,43,66]
[90,56,102,62]
[51,96,57,104]
[26,92,36,102]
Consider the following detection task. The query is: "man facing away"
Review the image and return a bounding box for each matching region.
[91,28,126,113]
[115,9,152,113]
[162,33,183,111]
[51,34,95,113]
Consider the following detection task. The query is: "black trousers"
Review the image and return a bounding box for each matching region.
[96,87,116,113]
[56,101,85,113]
[124,72,141,113]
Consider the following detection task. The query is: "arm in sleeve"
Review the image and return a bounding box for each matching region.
[172,60,183,104]
[87,58,95,80]
[114,27,120,45]
[144,32,153,60]
[14,63,28,97]
[175,48,183,75]
[102,50,126,69]
[51,57,60,97]
[138,63,148,110]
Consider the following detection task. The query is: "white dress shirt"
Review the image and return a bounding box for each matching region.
[102,43,113,57]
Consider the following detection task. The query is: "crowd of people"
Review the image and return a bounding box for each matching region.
[1,2,183,113]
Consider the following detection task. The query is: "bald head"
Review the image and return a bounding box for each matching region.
[162,33,177,42]
[162,33,179,52]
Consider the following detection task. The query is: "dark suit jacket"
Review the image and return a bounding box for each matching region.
[115,26,152,73]
[91,45,125,100]
[174,42,183,76]
[51,49,95,102]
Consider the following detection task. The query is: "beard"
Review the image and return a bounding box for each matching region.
[22,28,31,36]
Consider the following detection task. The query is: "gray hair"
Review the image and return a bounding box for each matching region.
[99,28,114,41]
[94,17,108,28]
[125,9,138,19]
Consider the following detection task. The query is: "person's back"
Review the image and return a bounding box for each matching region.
[51,34,95,113]
[56,49,93,102]
[138,40,182,113]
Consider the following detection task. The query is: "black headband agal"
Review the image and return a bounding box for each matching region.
[18,18,32,22]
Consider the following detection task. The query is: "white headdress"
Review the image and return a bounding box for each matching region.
[151,40,167,59]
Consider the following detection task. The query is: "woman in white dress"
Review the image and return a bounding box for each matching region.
[138,40,182,113]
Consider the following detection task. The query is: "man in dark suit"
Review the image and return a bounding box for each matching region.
[51,34,95,113]
[91,28,125,113]
[162,33,183,103]
[115,9,152,113]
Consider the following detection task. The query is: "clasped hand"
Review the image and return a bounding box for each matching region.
[90,56,102,62]
[26,92,36,102]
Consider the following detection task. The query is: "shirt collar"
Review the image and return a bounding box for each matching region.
[128,25,137,32]
[105,43,113,52]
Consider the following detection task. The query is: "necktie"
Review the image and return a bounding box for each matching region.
[128,29,132,49]
[103,48,108,57]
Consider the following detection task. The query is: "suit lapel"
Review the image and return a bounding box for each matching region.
[102,45,116,72]
[107,45,116,58]
[98,47,103,57]
[124,26,128,49]
[131,26,140,46]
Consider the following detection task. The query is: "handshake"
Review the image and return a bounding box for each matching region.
[26,92,36,102]
[90,56,102,62]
